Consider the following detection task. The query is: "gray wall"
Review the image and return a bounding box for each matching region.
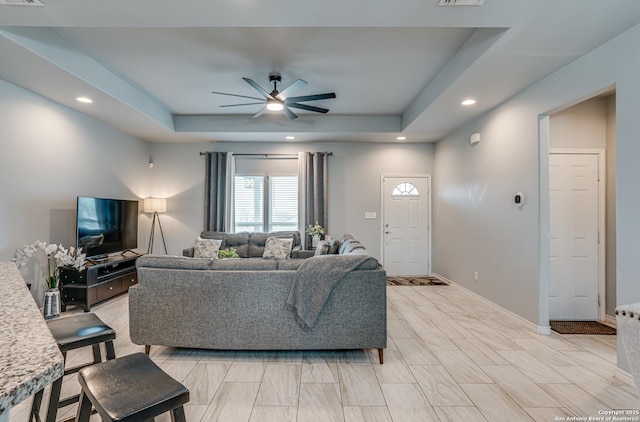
[0,79,150,302]
[148,141,435,259]
[433,22,640,371]
[550,97,607,149]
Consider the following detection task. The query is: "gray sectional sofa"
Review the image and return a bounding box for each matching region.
[129,234,387,363]
[182,230,315,259]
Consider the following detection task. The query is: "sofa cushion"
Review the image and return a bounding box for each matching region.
[210,258,278,270]
[249,231,302,257]
[194,237,222,259]
[314,240,331,256]
[339,234,355,244]
[224,232,251,258]
[248,232,270,257]
[275,231,302,249]
[339,239,366,255]
[137,255,212,270]
[198,231,228,249]
[277,259,307,270]
[263,237,294,260]
[328,239,340,254]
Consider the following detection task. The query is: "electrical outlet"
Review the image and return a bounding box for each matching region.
[474,270,479,281]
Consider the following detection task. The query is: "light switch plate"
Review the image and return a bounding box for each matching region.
[365,212,377,219]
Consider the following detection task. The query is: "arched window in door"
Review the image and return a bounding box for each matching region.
[392,182,420,197]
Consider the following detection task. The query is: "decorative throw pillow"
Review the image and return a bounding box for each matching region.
[262,237,293,260]
[328,239,340,254]
[194,237,222,259]
[314,240,331,256]
[339,239,366,255]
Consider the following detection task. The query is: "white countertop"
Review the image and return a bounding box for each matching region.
[0,262,64,415]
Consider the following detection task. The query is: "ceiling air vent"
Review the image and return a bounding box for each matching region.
[438,0,485,6]
[0,0,44,6]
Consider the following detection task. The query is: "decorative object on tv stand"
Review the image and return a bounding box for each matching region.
[305,222,325,248]
[14,241,86,319]
[144,197,168,254]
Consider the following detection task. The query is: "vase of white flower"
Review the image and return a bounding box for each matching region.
[305,222,325,248]
[14,241,86,317]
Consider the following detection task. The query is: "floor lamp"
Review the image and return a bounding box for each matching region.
[144,198,167,254]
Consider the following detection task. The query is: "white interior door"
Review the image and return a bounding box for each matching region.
[549,153,599,320]
[382,176,430,276]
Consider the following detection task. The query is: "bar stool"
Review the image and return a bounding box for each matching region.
[30,313,116,422]
[75,352,189,422]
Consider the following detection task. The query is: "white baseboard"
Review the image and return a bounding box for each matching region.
[604,314,617,328]
[538,325,551,335]
[615,367,635,387]
[428,273,450,285]
[431,273,547,335]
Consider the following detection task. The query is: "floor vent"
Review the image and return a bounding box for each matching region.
[438,0,485,6]
[0,0,44,6]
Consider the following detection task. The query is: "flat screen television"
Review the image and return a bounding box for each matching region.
[76,196,139,260]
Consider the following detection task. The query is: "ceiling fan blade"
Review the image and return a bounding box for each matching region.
[285,92,336,103]
[211,91,265,101]
[287,103,330,114]
[276,79,307,101]
[282,106,298,120]
[219,102,265,107]
[242,78,275,100]
[252,107,267,119]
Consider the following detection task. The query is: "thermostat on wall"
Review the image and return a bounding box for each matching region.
[470,132,481,145]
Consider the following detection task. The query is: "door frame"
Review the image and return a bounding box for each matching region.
[380,173,433,275]
[549,148,606,322]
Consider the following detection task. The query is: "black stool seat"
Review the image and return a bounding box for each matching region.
[31,313,116,422]
[47,313,116,351]
[76,353,189,422]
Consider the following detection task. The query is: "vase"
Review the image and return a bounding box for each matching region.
[312,234,320,248]
[43,288,61,319]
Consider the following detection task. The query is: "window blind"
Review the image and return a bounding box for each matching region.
[269,176,299,231]
[234,176,264,232]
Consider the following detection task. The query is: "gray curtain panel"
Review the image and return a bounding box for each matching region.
[299,152,329,247]
[204,151,228,231]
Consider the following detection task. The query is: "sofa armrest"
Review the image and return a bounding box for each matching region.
[183,247,195,257]
[290,245,301,258]
[294,249,315,259]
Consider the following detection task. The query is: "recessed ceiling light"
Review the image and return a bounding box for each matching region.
[76,97,93,104]
[286,136,295,140]
[396,136,407,141]
[461,99,476,106]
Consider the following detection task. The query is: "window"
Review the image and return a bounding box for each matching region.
[392,182,420,197]
[234,175,298,232]
[269,176,299,231]
[234,176,265,232]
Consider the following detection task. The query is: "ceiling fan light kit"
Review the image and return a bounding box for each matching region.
[212,72,336,120]
[266,99,284,111]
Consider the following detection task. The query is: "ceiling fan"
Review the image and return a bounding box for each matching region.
[212,72,336,120]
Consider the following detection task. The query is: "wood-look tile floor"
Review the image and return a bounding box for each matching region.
[10,284,639,422]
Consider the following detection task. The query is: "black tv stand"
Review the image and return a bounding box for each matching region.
[119,249,139,257]
[59,253,143,312]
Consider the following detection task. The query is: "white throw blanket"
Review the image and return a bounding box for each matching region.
[285,254,377,331]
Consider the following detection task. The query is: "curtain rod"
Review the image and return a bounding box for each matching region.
[199,152,333,157]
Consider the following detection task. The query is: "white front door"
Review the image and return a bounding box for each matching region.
[382,176,430,276]
[549,153,600,320]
